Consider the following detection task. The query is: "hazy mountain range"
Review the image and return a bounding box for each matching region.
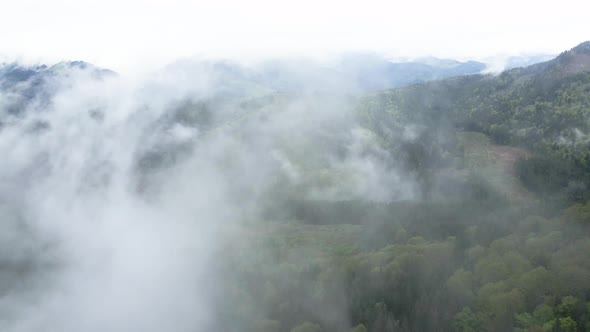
[0,52,554,102]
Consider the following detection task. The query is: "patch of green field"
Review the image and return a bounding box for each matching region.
[456,131,534,204]
[456,131,493,169]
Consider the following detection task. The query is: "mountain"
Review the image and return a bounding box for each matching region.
[159,55,488,96]
[503,54,556,69]
[337,54,486,91]
[0,60,115,87]
[0,61,115,114]
[480,54,556,72]
[251,58,355,93]
[359,41,590,207]
[0,54,486,115]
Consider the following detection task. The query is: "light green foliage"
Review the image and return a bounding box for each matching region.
[532,304,555,325]
[351,324,367,332]
[543,317,577,332]
[290,322,323,332]
[556,296,579,318]
[451,308,484,332]
[514,312,534,331]
[563,202,590,223]
[558,317,577,332]
[448,269,475,291]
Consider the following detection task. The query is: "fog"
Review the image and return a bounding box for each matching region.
[0,59,419,331]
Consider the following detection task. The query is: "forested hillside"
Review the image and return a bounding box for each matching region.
[360,41,590,210]
[207,42,590,332]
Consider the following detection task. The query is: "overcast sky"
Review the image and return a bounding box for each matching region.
[1,0,588,72]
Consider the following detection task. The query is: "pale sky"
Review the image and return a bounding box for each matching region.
[1,0,589,72]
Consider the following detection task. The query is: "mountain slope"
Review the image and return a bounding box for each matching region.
[337,54,486,91]
[359,41,590,207]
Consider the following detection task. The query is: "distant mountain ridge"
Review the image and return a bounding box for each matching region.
[0,61,116,114]
[0,52,554,104]
[337,54,487,90]
[0,47,573,118]
[0,60,115,85]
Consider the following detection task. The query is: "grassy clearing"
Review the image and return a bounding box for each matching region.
[456,131,534,204]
